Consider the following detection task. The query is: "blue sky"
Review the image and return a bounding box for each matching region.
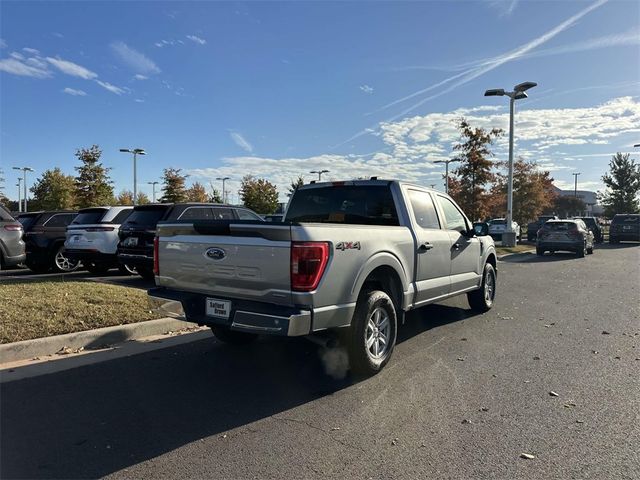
[1,0,639,203]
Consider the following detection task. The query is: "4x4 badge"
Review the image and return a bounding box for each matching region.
[336,241,361,251]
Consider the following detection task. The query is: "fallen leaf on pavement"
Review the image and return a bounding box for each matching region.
[520,453,535,460]
[602,331,610,335]
[461,419,472,424]
[533,356,541,360]
[549,391,559,397]
[391,438,399,445]
[331,427,341,431]
[457,357,465,361]
[56,346,72,355]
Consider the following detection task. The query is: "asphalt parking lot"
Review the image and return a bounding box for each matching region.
[1,243,639,479]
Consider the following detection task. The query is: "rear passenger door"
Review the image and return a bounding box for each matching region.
[406,189,451,304]
[436,195,482,293]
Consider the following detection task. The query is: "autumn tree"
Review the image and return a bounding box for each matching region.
[0,168,8,206]
[74,145,114,207]
[30,168,77,210]
[116,190,150,205]
[239,175,279,214]
[186,182,208,202]
[449,118,503,221]
[598,152,640,217]
[287,175,305,197]
[160,168,188,203]
[488,158,556,225]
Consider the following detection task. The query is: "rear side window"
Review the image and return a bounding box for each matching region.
[545,222,575,231]
[45,213,76,227]
[0,206,14,221]
[286,185,399,226]
[438,196,467,232]
[72,209,107,225]
[408,190,440,229]
[235,209,261,220]
[213,208,236,220]
[179,207,214,220]
[18,215,39,229]
[123,207,168,227]
[110,209,133,224]
[613,215,639,224]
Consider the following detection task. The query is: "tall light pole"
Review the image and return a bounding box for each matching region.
[147,181,159,203]
[433,159,461,194]
[16,178,22,213]
[484,81,537,247]
[13,166,34,213]
[216,176,230,204]
[119,148,146,205]
[572,172,581,198]
[310,169,329,181]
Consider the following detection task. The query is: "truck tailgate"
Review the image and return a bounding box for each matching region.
[156,222,293,305]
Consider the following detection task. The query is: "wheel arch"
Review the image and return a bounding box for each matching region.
[352,258,407,321]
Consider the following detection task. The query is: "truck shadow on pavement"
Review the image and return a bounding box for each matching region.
[0,302,472,479]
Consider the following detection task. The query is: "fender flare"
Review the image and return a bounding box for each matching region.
[350,251,411,307]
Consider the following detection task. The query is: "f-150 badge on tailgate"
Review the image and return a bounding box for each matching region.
[205,247,226,260]
[336,241,361,251]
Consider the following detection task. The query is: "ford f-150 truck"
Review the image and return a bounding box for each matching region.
[149,180,497,375]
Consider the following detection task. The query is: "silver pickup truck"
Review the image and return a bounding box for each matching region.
[149,179,497,375]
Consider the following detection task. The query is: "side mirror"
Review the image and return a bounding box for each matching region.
[463,227,476,238]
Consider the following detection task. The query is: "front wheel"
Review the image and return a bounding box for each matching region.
[211,326,258,345]
[344,290,397,377]
[52,246,80,273]
[467,263,496,313]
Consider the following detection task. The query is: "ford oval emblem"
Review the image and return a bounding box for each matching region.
[205,247,226,260]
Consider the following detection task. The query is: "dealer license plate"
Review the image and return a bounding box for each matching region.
[206,298,231,319]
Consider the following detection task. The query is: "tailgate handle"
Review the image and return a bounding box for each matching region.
[418,242,433,252]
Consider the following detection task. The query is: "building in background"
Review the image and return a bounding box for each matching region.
[552,185,603,216]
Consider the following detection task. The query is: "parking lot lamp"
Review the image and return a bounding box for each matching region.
[119,148,146,205]
[572,172,581,198]
[147,181,159,203]
[433,159,461,194]
[484,81,537,246]
[216,177,230,203]
[13,166,34,212]
[310,169,329,181]
[16,178,22,213]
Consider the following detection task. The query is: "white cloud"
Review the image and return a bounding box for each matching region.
[230,132,253,153]
[63,87,87,96]
[135,98,145,103]
[23,47,40,55]
[110,41,160,74]
[95,80,125,95]
[359,84,374,94]
[186,35,206,45]
[134,74,148,80]
[52,32,64,38]
[487,0,520,17]
[9,51,25,60]
[0,57,50,78]
[46,56,97,79]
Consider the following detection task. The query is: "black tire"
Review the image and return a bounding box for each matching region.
[25,260,51,274]
[137,266,155,280]
[211,326,258,345]
[467,263,496,313]
[51,245,80,273]
[119,264,137,275]
[536,247,544,256]
[609,236,618,244]
[85,263,111,275]
[344,289,397,377]
[577,242,586,258]
[587,246,594,255]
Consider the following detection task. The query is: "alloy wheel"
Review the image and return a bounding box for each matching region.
[365,307,391,360]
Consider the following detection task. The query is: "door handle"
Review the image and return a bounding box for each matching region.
[418,242,434,252]
[452,243,461,251]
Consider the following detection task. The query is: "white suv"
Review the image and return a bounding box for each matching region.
[64,206,134,274]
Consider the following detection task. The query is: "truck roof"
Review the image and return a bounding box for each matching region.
[298,178,441,193]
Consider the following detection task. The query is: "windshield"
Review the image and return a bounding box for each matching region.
[544,222,576,231]
[286,186,399,226]
[71,209,107,225]
[122,207,168,227]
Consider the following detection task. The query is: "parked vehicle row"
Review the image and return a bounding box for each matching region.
[609,214,640,243]
[0,205,26,271]
[487,218,521,242]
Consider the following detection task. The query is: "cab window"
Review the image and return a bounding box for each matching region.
[438,197,467,233]
[408,190,440,229]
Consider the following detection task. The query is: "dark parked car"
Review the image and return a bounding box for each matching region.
[575,216,603,243]
[527,215,558,241]
[117,203,264,279]
[18,210,79,273]
[609,214,640,243]
[536,219,594,257]
[0,205,26,270]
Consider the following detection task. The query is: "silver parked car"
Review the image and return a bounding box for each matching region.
[536,219,594,257]
[488,218,520,242]
[0,205,26,270]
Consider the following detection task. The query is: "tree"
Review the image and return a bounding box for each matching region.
[287,175,305,197]
[186,182,208,202]
[488,158,557,225]
[74,145,114,208]
[598,152,640,217]
[553,195,587,218]
[449,119,503,221]
[160,168,188,203]
[116,190,150,205]
[239,175,279,214]
[0,168,8,206]
[30,168,77,210]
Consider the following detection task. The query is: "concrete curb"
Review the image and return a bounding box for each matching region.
[0,317,191,364]
[497,249,535,260]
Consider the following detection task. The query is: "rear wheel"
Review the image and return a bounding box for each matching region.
[577,242,586,258]
[467,263,496,313]
[211,326,258,345]
[137,266,155,280]
[25,260,51,274]
[85,263,111,275]
[344,289,397,377]
[119,264,137,275]
[52,246,80,273]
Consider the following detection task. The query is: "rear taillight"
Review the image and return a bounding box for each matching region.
[85,227,115,232]
[153,236,159,276]
[291,242,330,292]
[3,224,22,231]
